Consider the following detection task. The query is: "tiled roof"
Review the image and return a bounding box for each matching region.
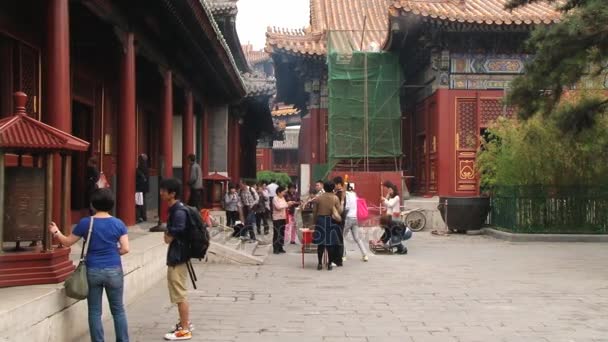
[272,105,301,117]
[197,0,246,92]
[0,93,90,152]
[207,0,238,16]
[243,72,276,98]
[242,44,271,66]
[390,0,561,26]
[266,0,393,56]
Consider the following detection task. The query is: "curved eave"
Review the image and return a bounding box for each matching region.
[182,0,246,98]
[265,28,326,58]
[389,2,561,26]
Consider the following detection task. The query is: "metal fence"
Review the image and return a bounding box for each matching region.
[490,186,608,234]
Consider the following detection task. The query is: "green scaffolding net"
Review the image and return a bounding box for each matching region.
[327,31,402,169]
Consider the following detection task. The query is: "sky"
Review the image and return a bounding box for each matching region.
[236,0,310,50]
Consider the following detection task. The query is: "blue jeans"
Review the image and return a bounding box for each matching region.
[87,267,129,342]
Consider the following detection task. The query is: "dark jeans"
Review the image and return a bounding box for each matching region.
[256,211,269,233]
[136,196,147,221]
[272,219,286,252]
[334,226,344,265]
[188,188,203,209]
[317,244,339,265]
[87,267,129,342]
[226,210,239,227]
[241,206,256,240]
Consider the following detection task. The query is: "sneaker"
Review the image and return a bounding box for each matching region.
[168,322,194,333]
[164,328,191,340]
[362,255,369,262]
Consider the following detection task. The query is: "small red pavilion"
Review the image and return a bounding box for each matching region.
[0,92,89,287]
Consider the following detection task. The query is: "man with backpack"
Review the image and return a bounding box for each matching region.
[160,178,194,341]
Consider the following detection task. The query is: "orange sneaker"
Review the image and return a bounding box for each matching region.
[164,326,192,340]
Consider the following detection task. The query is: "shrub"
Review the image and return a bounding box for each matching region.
[256,171,292,187]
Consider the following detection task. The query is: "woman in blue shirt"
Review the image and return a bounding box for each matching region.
[49,188,130,342]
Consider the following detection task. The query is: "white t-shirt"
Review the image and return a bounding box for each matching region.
[383,195,401,217]
[267,183,278,197]
[345,191,358,219]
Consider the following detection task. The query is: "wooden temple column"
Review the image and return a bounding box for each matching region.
[202,106,209,177]
[44,0,71,224]
[182,91,194,201]
[44,154,53,252]
[116,32,137,225]
[159,70,174,223]
[61,154,71,236]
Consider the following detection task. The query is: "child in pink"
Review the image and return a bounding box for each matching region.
[284,183,301,244]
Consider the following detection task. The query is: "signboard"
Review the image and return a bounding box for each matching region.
[3,167,45,242]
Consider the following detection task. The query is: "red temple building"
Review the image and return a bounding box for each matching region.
[0,0,272,230]
[267,0,561,197]
[386,0,560,196]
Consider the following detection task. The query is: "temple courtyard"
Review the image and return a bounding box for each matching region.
[86,231,608,342]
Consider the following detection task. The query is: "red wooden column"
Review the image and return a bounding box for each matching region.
[116,32,136,225]
[202,106,209,176]
[159,70,173,222]
[182,91,194,201]
[200,106,209,207]
[44,0,71,224]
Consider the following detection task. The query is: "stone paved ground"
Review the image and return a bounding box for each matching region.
[85,230,608,342]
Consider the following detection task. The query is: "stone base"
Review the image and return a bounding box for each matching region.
[0,247,74,288]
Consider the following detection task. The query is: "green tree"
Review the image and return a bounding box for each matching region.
[505,0,608,132]
[477,110,608,191]
[256,171,292,187]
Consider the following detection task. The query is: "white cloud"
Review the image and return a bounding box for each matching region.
[236,0,310,50]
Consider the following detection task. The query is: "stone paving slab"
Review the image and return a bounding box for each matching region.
[83,231,608,342]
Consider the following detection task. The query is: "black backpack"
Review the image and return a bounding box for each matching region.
[182,205,210,260]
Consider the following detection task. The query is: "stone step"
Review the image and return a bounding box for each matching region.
[252,243,272,258]
[206,219,272,264]
[205,242,264,265]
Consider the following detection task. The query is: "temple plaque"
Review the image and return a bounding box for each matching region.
[3,167,45,242]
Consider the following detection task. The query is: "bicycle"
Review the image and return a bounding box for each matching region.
[399,207,427,232]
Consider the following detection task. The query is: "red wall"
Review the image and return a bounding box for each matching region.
[298,114,312,165]
[256,148,272,171]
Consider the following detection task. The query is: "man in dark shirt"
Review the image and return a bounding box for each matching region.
[332,176,346,266]
[160,178,193,340]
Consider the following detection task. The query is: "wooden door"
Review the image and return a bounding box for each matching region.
[71,101,93,210]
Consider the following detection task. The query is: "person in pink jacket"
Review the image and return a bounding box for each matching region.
[272,186,294,254]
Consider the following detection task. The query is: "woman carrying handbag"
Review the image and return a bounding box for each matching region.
[49,188,130,342]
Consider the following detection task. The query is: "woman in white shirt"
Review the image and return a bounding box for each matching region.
[381,182,400,218]
[344,184,368,262]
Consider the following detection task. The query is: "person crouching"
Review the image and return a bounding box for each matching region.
[377,215,412,254]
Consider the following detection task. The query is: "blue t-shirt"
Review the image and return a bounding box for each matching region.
[73,217,128,269]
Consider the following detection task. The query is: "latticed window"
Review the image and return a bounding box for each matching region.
[14,43,40,116]
[457,100,477,150]
[0,35,40,118]
[480,98,514,127]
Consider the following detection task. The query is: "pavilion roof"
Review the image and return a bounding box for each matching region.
[266,0,393,57]
[272,105,300,117]
[389,0,561,26]
[0,93,90,152]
